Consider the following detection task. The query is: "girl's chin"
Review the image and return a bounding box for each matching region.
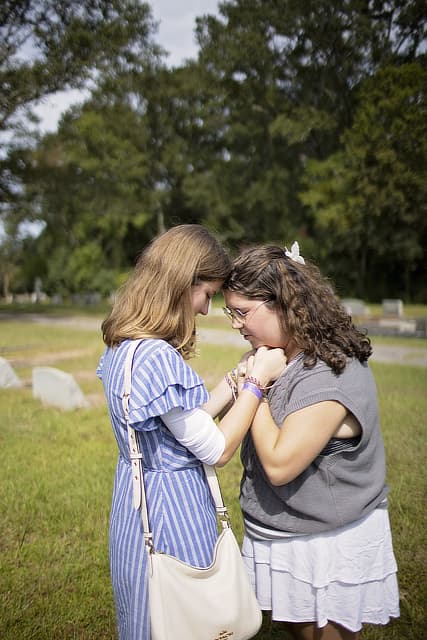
[245,337,264,349]
[245,336,278,349]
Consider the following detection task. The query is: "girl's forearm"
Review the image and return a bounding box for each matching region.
[202,377,234,418]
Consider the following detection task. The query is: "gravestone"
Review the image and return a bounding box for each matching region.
[382,299,404,318]
[32,367,90,410]
[341,299,368,316]
[415,317,427,338]
[0,357,23,388]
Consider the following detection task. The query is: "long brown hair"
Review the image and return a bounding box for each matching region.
[225,245,372,373]
[102,225,231,358]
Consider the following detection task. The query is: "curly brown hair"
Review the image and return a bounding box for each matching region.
[224,245,372,374]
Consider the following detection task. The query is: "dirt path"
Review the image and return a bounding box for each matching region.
[2,313,427,367]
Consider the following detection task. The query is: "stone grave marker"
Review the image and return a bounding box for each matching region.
[0,357,23,388]
[382,299,404,318]
[341,299,368,316]
[32,366,90,410]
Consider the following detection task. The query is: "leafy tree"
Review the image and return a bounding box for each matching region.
[0,0,161,294]
[0,236,18,299]
[10,99,156,293]
[301,63,427,301]
[2,1,426,298]
[192,0,426,251]
[0,0,160,213]
[0,0,158,135]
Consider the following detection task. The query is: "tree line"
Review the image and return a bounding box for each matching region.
[1,0,426,302]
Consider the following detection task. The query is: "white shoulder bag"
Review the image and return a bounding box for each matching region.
[122,339,262,640]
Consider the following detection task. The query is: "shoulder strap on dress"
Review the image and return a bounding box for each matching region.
[122,340,147,520]
[122,339,230,543]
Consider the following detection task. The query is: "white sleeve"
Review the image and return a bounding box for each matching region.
[161,407,226,466]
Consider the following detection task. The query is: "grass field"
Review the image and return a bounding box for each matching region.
[0,315,426,639]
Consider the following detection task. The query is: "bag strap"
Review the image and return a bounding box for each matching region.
[122,340,230,547]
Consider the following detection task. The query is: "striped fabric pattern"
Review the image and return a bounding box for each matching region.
[98,339,218,640]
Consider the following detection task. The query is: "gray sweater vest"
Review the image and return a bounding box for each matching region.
[240,356,389,534]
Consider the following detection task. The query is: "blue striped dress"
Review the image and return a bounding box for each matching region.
[97,339,218,640]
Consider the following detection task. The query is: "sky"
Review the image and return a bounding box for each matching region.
[33,0,221,133]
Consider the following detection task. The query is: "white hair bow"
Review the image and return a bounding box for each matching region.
[284,241,305,265]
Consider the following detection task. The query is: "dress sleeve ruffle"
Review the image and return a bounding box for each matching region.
[128,340,209,430]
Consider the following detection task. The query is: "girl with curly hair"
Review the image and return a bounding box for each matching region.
[222,243,400,640]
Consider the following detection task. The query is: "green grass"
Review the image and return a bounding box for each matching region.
[0,318,426,639]
[0,301,110,317]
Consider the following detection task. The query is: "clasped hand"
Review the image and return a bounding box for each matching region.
[237,346,287,390]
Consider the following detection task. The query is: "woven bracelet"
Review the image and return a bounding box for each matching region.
[244,375,266,391]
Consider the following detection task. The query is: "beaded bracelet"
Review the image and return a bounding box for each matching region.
[242,381,263,401]
[245,375,275,395]
[245,375,266,391]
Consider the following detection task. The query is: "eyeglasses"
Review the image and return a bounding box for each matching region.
[222,300,267,325]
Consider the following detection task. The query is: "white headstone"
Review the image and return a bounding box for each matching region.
[32,367,90,410]
[0,357,23,388]
[341,299,368,316]
[382,299,404,317]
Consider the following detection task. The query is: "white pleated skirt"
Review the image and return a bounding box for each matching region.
[241,507,400,632]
